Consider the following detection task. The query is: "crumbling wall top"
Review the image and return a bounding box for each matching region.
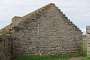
[22,3,82,33]
[86,26,90,34]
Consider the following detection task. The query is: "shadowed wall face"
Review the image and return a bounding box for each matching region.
[0,35,11,60]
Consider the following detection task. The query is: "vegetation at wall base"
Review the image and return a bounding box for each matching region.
[83,56,90,60]
[15,51,90,60]
[16,54,70,60]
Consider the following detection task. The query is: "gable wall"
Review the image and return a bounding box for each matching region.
[11,5,82,55]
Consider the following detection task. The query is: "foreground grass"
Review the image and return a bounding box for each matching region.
[15,53,87,60]
[16,55,70,60]
[83,57,90,60]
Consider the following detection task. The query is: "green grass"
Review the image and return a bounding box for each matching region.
[16,54,70,60]
[83,57,90,60]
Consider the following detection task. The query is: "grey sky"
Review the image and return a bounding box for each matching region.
[0,0,90,33]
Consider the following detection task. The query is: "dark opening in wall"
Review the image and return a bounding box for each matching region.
[0,38,2,42]
[13,27,20,32]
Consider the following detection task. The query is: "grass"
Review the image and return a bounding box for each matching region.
[16,54,70,60]
[15,47,85,60]
[83,57,90,60]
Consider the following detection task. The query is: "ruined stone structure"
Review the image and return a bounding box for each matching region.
[0,34,12,60]
[86,26,90,56]
[0,3,83,60]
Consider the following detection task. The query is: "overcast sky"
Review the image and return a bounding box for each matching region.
[0,0,90,33]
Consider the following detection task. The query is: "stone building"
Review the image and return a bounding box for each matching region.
[86,26,90,56]
[0,34,12,60]
[0,3,83,60]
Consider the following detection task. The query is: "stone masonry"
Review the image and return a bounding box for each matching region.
[0,3,83,60]
[0,33,12,60]
[11,3,82,55]
[86,26,90,56]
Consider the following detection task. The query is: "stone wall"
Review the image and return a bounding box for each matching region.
[86,26,90,56]
[10,3,82,55]
[0,34,12,60]
[0,3,83,60]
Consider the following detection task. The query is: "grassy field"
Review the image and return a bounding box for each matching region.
[16,55,90,60]
[16,55,70,60]
[83,57,90,60]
